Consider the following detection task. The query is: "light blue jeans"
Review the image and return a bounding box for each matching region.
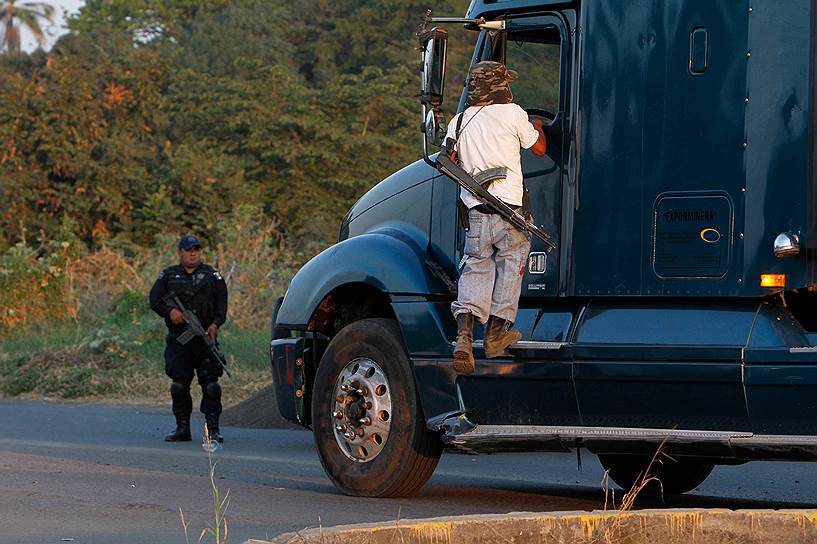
[451,208,531,324]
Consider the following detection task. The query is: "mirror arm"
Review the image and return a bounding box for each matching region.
[422,138,436,168]
[431,17,506,31]
[417,9,504,35]
[421,103,436,167]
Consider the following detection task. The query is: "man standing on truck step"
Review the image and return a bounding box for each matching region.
[446,61,547,374]
[149,235,229,443]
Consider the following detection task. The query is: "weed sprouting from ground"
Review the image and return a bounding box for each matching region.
[178,424,231,544]
[591,441,668,544]
[179,508,193,544]
[201,423,230,544]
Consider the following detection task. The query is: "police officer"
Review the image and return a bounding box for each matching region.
[149,235,228,443]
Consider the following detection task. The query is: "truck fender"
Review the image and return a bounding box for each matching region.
[276,226,441,329]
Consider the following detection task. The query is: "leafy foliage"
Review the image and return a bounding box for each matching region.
[0,0,482,400]
[0,0,472,252]
[68,0,230,40]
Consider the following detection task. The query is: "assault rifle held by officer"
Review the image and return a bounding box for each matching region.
[163,290,231,378]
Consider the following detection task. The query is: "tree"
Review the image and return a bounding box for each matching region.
[0,0,478,250]
[68,0,228,41]
[0,0,54,53]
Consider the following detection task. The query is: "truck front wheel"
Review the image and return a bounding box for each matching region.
[311,318,442,497]
[598,454,714,495]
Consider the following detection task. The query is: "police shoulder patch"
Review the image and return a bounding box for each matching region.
[157,271,165,280]
[213,271,223,280]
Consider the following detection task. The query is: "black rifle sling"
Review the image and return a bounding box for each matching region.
[455,110,465,148]
[454,111,469,230]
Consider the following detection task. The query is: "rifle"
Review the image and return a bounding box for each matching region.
[436,153,557,251]
[163,291,231,378]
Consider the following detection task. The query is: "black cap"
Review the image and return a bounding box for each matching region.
[178,235,202,250]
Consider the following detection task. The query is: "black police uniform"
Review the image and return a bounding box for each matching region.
[149,263,228,441]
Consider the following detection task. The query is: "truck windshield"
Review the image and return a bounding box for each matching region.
[480,26,562,115]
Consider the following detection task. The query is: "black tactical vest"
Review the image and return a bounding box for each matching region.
[165,265,217,325]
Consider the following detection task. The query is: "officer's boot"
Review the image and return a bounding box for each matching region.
[205,415,224,444]
[165,415,192,442]
[484,315,522,358]
[453,312,475,374]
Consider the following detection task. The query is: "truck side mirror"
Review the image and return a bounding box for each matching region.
[420,27,448,107]
[419,27,448,160]
[424,108,447,147]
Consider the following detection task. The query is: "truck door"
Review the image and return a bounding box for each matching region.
[503,18,568,298]
[452,14,582,426]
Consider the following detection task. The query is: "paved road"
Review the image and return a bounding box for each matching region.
[1,401,816,544]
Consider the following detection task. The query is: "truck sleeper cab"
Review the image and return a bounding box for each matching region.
[272,0,817,497]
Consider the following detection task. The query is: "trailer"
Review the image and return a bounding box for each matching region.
[272,0,817,497]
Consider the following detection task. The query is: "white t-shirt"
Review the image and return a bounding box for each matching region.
[445,103,539,208]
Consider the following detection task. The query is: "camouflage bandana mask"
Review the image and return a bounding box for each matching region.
[466,61,518,106]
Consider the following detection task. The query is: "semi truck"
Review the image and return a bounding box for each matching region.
[271,0,817,498]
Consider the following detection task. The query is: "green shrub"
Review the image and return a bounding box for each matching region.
[113,289,152,324]
[1,367,40,396]
[42,366,95,399]
[62,367,97,399]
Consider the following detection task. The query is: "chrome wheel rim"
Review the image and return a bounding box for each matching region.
[331,357,392,463]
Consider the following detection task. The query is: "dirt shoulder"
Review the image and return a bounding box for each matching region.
[221,385,300,429]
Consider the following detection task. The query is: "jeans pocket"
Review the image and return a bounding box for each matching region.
[466,210,483,238]
[464,210,484,257]
[464,234,481,257]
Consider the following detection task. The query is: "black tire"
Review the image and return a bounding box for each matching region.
[598,454,714,495]
[311,318,442,497]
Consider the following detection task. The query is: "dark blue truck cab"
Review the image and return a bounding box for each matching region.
[271,0,817,497]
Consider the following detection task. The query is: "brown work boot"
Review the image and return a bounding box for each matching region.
[484,316,522,358]
[453,313,475,374]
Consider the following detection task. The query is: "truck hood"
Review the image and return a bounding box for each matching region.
[346,158,438,224]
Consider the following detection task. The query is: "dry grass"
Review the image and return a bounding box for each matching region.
[64,245,148,321]
[1,205,315,334]
[2,342,273,406]
[0,242,74,328]
[590,442,668,544]
[0,207,318,402]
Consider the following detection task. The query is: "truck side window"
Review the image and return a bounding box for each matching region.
[503,27,562,115]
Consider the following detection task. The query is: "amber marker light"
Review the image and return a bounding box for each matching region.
[760,274,787,288]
